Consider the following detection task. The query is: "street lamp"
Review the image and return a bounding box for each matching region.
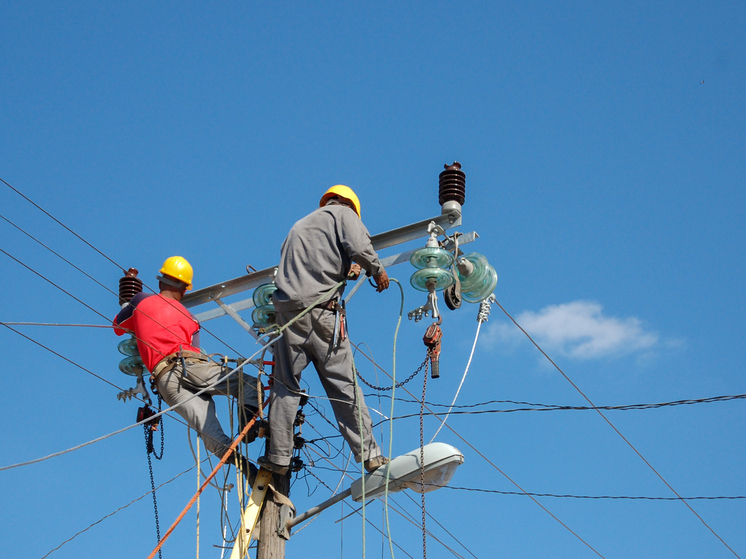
[280,443,464,536]
[350,442,464,501]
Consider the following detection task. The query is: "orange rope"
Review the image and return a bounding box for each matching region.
[147,400,269,559]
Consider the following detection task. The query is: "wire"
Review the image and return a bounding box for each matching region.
[367,393,746,412]
[493,298,741,559]
[400,491,479,559]
[1,176,125,271]
[0,322,112,328]
[349,340,607,558]
[40,463,201,559]
[0,179,252,360]
[442,485,746,501]
[0,211,119,296]
[383,277,405,559]
[0,322,126,393]
[0,247,111,322]
[302,429,473,559]
[1,330,280,472]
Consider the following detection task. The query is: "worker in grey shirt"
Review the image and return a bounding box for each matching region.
[260,185,390,475]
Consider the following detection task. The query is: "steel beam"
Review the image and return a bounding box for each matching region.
[182,211,467,311]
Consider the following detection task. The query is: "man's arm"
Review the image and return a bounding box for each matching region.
[113,292,148,336]
[337,210,389,292]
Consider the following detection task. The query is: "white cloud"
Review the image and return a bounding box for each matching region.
[485,300,659,360]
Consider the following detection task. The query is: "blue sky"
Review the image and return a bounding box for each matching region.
[1,1,744,558]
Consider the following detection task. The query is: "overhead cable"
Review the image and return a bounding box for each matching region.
[1,176,125,272]
[494,298,741,559]
[350,340,607,558]
[40,463,200,559]
[367,393,746,412]
[442,485,746,501]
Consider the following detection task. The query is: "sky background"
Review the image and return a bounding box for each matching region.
[1,1,745,558]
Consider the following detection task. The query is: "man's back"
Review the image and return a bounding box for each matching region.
[273,204,382,311]
[114,293,200,371]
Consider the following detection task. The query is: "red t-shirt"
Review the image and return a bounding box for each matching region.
[113,293,200,372]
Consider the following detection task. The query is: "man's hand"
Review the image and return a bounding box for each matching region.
[348,263,362,280]
[373,270,390,292]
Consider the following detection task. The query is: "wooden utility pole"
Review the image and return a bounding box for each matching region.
[256,471,291,559]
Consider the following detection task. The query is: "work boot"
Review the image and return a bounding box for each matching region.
[240,407,261,443]
[233,453,258,486]
[257,456,289,475]
[364,455,390,473]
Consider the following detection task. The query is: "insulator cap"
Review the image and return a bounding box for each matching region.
[439,162,466,207]
[119,268,143,306]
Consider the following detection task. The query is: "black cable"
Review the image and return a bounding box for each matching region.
[1,176,125,271]
[0,179,247,357]
[441,485,746,501]
[493,298,740,559]
[0,212,118,296]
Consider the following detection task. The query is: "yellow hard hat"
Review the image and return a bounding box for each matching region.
[159,256,193,290]
[320,185,361,217]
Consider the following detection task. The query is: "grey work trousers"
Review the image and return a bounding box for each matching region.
[268,307,382,466]
[156,358,261,458]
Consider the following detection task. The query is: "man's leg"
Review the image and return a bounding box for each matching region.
[183,360,262,438]
[266,309,311,467]
[309,309,382,464]
[156,366,234,457]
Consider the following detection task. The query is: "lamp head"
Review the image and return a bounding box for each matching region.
[351,443,464,502]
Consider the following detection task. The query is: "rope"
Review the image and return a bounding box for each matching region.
[349,335,608,557]
[383,278,404,559]
[352,362,367,558]
[146,400,268,559]
[429,319,482,443]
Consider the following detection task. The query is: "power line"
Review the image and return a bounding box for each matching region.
[350,339,608,558]
[0,211,119,297]
[0,178,249,357]
[365,393,746,412]
[493,298,741,558]
[40,463,200,558]
[1,176,125,272]
[0,247,111,323]
[442,486,746,501]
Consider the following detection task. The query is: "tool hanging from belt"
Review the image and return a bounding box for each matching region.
[423,320,443,379]
[331,299,348,350]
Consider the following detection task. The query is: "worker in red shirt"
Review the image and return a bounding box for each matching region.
[114,256,261,480]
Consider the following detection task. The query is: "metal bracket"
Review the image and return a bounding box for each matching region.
[181,214,468,312]
[407,290,441,322]
[278,504,295,540]
[214,296,255,335]
[116,372,152,405]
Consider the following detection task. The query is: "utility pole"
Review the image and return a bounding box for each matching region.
[179,163,475,559]
[256,471,290,559]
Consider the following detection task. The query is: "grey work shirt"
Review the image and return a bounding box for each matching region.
[273,204,384,312]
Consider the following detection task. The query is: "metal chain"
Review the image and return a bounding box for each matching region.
[419,358,429,559]
[144,425,163,559]
[143,396,164,559]
[355,356,429,392]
